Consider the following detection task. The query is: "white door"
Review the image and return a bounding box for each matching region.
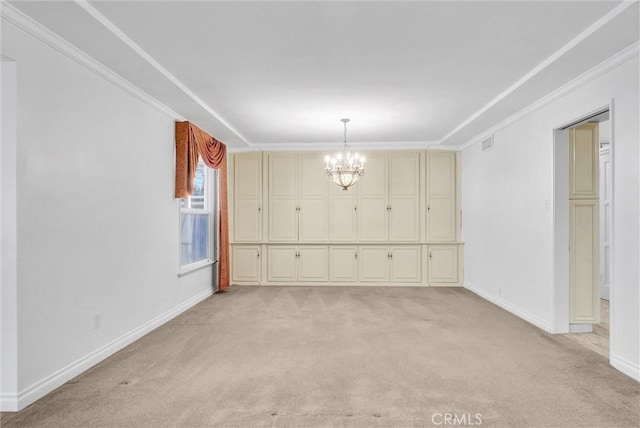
[233,154,262,242]
[329,185,357,241]
[599,147,611,301]
[358,154,389,241]
[299,155,329,242]
[298,246,329,282]
[267,246,297,282]
[268,154,298,241]
[231,246,261,283]
[329,246,358,282]
[389,153,420,241]
[389,246,421,282]
[426,151,456,242]
[358,246,389,282]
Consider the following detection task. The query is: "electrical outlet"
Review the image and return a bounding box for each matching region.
[94,313,101,330]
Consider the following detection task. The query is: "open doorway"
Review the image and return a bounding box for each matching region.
[553,108,611,359]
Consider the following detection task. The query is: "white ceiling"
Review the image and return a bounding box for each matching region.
[6,1,640,149]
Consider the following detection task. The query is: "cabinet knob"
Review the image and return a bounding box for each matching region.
[257,252,260,258]
[429,252,432,259]
[354,206,357,212]
[258,207,261,212]
[427,205,430,212]
[355,252,358,259]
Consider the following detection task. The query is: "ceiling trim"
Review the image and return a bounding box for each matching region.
[74,0,252,146]
[0,2,184,121]
[227,140,455,153]
[458,41,639,152]
[439,0,637,145]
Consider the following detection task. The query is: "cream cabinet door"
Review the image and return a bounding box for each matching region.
[267,246,297,282]
[358,154,388,241]
[329,246,358,282]
[359,246,389,282]
[426,151,456,242]
[390,246,421,282]
[299,155,329,242]
[389,153,420,241]
[570,200,600,323]
[427,245,459,284]
[231,246,261,283]
[329,185,357,241]
[268,154,298,241]
[570,124,599,199]
[298,246,329,282]
[233,154,262,242]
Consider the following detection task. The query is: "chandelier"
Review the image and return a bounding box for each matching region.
[324,118,365,190]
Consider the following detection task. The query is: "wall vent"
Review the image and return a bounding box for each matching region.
[481,136,494,151]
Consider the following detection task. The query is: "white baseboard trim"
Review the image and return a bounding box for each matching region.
[611,354,640,382]
[464,282,552,333]
[0,287,213,412]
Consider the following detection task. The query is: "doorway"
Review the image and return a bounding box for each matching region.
[553,107,611,358]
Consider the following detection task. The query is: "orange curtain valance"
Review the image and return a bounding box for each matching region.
[175,121,230,291]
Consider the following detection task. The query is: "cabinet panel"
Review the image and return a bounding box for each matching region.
[234,199,261,242]
[267,246,297,282]
[390,246,421,282]
[231,246,261,282]
[358,155,388,241]
[359,246,389,282]
[570,124,598,199]
[329,247,358,282]
[570,200,599,323]
[299,155,329,241]
[427,245,459,283]
[427,151,456,242]
[233,154,262,242]
[299,247,329,282]
[268,154,298,241]
[269,199,298,241]
[329,189,357,241]
[389,153,420,241]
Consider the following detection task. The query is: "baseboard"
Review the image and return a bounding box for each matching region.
[611,354,640,382]
[0,287,213,412]
[464,282,552,333]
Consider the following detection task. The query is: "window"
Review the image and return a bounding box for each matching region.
[179,159,217,273]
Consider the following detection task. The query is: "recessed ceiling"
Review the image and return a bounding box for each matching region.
[6,1,640,149]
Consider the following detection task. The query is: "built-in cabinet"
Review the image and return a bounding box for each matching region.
[230,150,463,286]
[267,246,328,282]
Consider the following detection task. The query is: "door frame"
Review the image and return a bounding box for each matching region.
[552,102,614,335]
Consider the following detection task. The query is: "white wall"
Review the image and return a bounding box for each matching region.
[462,51,639,380]
[0,20,215,410]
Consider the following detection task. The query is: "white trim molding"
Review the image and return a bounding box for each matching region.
[465,282,552,333]
[0,2,184,121]
[442,1,638,145]
[460,41,640,151]
[610,354,640,382]
[228,140,457,153]
[0,288,213,412]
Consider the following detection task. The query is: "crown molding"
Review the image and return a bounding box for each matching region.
[459,41,639,151]
[232,140,454,153]
[0,2,184,121]
[440,0,637,145]
[73,0,252,146]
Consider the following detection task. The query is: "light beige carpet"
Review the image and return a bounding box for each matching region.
[2,286,638,427]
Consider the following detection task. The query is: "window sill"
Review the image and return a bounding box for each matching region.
[178,259,215,277]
